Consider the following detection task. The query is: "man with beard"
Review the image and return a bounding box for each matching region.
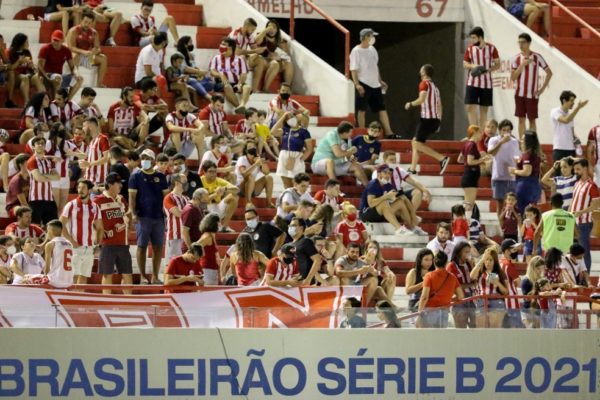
[335,243,378,303]
[108,87,149,150]
[427,222,455,259]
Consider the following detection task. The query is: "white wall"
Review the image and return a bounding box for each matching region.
[465,0,600,145]
[198,0,353,118]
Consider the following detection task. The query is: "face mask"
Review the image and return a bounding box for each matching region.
[286,117,297,127]
[280,93,290,101]
[369,37,376,46]
[367,135,378,141]
[187,44,194,52]
[246,218,258,229]
[219,145,228,153]
[510,251,519,261]
[288,226,297,237]
[141,159,152,170]
[218,45,227,54]
[179,110,188,117]
[42,131,50,140]
[346,213,357,222]
[474,41,481,47]
[283,256,295,264]
[6,246,16,256]
[246,149,257,157]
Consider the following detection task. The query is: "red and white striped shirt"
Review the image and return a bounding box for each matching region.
[24,137,53,155]
[165,112,198,146]
[163,192,188,240]
[85,133,110,184]
[501,258,520,309]
[419,80,441,120]
[51,100,81,128]
[570,177,600,224]
[229,27,256,50]
[264,258,298,283]
[107,101,141,136]
[198,105,225,136]
[79,105,102,119]
[5,223,45,239]
[463,43,499,89]
[54,140,78,178]
[510,51,549,99]
[234,119,253,135]
[61,197,100,246]
[131,14,157,44]
[26,155,55,201]
[587,125,600,166]
[19,106,50,131]
[267,96,303,124]
[446,261,473,296]
[477,272,497,296]
[208,54,248,84]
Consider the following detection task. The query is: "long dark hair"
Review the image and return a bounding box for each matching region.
[544,247,563,271]
[478,248,507,283]
[413,248,434,284]
[309,204,334,235]
[236,233,255,264]
[176,36,193,66]
[199,213,220,234]
[49,122,67,158]
[523,130,540,157]
[22,92,50,119]
[9,33,28,63]
[451,241,472,267]
[265,19,282,44]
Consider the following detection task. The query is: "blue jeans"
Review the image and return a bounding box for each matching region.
[188,77,214,98]
[421,309,449,328]
[577,222,592,273]
[516,176,541,215]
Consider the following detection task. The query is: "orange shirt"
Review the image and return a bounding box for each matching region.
[423,268,460,308]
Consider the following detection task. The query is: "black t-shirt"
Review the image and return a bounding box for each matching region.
[292,236,318,278]
[184,170,203,198]
[110,162,130,199]
[243,222,282,258]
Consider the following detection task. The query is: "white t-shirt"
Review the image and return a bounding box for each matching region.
[487,135,520,181]
[426,237,455,259]
[349,45,380,88]
[135,44,164,83]
[559,255,586,284]
[235,156,263,186]
[551,107,575,151]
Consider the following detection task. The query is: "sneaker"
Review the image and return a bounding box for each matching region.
[416,215,422,224]
[105,37,117,47]
[407,168,417,175]
[386,133,402,139]
[394,226,412,236]
[413,226,428,236]
[234,105,246,114]
[439,156,450,175]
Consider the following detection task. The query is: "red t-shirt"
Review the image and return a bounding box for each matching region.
[423,268,460,308]
[313,190,344,208]
[93,193,128,246]
[501,208,519,236]
[38,44,72,74]
[166,255,202,285]
[334,220,367,247]
[265,258,298,281]
[452,218,469,238]
[476,132,492,153]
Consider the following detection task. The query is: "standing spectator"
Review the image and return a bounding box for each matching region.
[163,173,189,262]
[266,84,309,127]
[171,153,201,198]
[352,120,382,170]
[537,193,576,253]
[209,37,251,113]
[288,219,328,285]
[5,155,31,218]
[228,233,266,286]
[451,204,469,244]
[376,301,401,328]
[275,172,313,219]
[405,248,435,312]
[550,90,588,162]
[469,248,508,328]
[48,122,79,213]
[133,78,169,137]
[164,244,205,287]
[569,158,599,272]
[196,213,221,285]
[107,87,149,151]
[446,241,477,328]
[255,20,293,92]
[311,121,368,185]
[520,256,545,328]
[243,208,284,258]
[263,243,303,287]
[27,137,59,224]
[586,123,600,187]
[272,111,313,189]
[134,32,168,96]
[488,119,521,220]
[477,119,498,175]
[129,149,169,284]
[560,243,590,288]
[510,33,552,139]
[229,18,267,93]
[457,125,489,206]
[60,179,103,284]
[6,33,44,108]
[463,27,500,129]
[427,222,455,259]
[541,156,576,210]
[131,0,179,47]
[405,64,449,175]
[200,161,239,232]
[509,131,542,214]
[165,97,205,158]
[181,188,208,252]
[500,192,520,241]
[5,206,45,243]
[349,28,394,137]
[37,30,83,100]
[499,239,524,328]
[108,146,131,198]
[79,117,109,186]
[43,219,73,288]
[521,205,542,260]
[94,173,132,294]
[235,146,274,207]
[66,10,108,87]
[417,251,464,328]
[335,243,378,303]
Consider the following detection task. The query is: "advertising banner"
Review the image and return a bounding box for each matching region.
[0,329,597,398]
[0,285,362,328]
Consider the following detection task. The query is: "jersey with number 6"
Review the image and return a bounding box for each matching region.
[47,236,74,288]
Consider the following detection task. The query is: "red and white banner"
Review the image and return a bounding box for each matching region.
[0,285,362,328]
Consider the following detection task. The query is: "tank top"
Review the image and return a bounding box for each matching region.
[75,26,96,51]
[235,258,260,286]
[200,235,218,270]
[47,237,74,288]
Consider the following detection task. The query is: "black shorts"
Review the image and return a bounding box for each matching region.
[461,167,481,188]
[360,207,385,223]
[355,82,386,113]
[465,86,493,106]
[29,200,58,225]
[98,245,133,275]
[414,118,441,143]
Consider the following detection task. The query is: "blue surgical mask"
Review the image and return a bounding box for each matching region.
[141,160,152,170]
[288,226,297,237]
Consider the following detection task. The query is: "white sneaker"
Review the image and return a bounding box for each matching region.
[105,37,117,47]
[394,226,412,236]
[416,216,422,224]
[413,226,428,236]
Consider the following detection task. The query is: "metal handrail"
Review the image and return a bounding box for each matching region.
[548,0,600,46]
[289,0,350,78]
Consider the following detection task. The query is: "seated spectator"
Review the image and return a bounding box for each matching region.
[10,238,45,285]
[276,172,313,220]
[43,0,84,37]
[426,222,455,259]
[77,87,103,124]
[0,35,9,98]
[376,300,401,328]
[24,123,53,155]
[0,235,15,284]
[266,83,309,126]
[50,88,82,131]
[236,108,279,160]
[230,233,270,286]
[362,240,396,303]
[380,151,431,211]
[37,30,83,100]
[229,18,268,93]
[165,54,194,103]
[334,202,368,256]
[351,121,382,171]
[477,119,498,175]
[5,155,31,218]
[305,204,335,246]
[134,32,168,96]
[5,206,45,243]
[272,111,312,188]
[198,95,242,151]
[235,145,274,207]
[451,203,469,244]
[313,179,344,212]
[286,200,315,229]
[171,153,202,198]
[335,242,378,303]
[175,36,214,102]
[520,205,541,261]
[200,136,235,182]
[82,0,122,46]
[131,0,179,47]
[446,241,477,328]
[256,110,279,158]
[209,37,251,114]
[234,107,258,141]
[165,97,205,158]
[541,156,576,210]
[255,20,293,92]
[108,86,149,150]
[466,201,499,256]
[457,125,490,206]
[505,0,549,36]
[164,244,205,287]
[405,248,435,312]
[340,297,366,328]
[359,164,414,235]
[509,130,542,214]
[243,208,284,258]
[263,243,303,287]
[19,93,51,144]
[133,78,169,137]
[311,121,368,186]
[66,10,108,87]
[6,33,44,108]
[469,248,509,328]
[520,255,545,328]
[200,161,239,232]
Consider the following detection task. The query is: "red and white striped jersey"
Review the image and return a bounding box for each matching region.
[20,106,50,130]
[5,222,45,239]
[24,137,53,156]
[165,112,198,146]
[107,101,141,136]
[130,14,156,34]
[587,125,600,166]
[26,155,55,201]
[198,105,225,136]
[477,272,497,296]
[570,177,600,224]
[50,100,81,128]
[46,236,74,288]
[163,192,189,240]
[264,258,298,283]
[79,105,102,119]
[85,133,110,184]
[61,197,100,246]
[208,54,248,84]
[501,259,520,310]
[234,119,253,135]
[53,140,78,178]
[267,96,303,124]
[94,193,128,246]
[463,43,499,89]
[419,79,441,120]
[510,51,549,99]
[229,27,256,50]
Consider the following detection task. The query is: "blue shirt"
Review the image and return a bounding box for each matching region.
[129,170,168,219]
[359,179,394,213]
[351,135,381,163]
[281,126,311,152]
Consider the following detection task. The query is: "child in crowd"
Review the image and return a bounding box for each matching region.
[165,54,193,104]
[532,277,566,329]
[451,203,469,244]
[520,205,541,262]
[256,110,279,161]
[501,192,520,241]
[334,202,369,258]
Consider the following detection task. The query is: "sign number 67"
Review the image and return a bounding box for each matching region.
[416,0,448,18]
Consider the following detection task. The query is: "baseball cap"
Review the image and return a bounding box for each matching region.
[501,239,520,252]
[359,28,378,40]
[376,164,392,173]
[105,172,123,185]
[140,149,155,159]
[51,30,64,41]
[280,243,296,257]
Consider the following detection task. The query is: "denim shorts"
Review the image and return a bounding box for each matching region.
[135,217,165,247]
[523,239,542,256]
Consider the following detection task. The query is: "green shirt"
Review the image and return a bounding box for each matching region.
[541,208,576,253]
[311,129,347,166]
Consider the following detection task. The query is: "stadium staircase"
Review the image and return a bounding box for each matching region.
[0,0,598,305]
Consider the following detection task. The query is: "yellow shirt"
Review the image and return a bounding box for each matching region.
[256,123,271,141]
[201,176,231,203]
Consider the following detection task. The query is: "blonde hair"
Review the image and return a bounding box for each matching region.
[466,124,480,139]
[341,201,357,216]
[525,256,545,290]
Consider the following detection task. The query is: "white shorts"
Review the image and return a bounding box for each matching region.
[311,159,351,176]
[139,25,169,47]
[207,201,227,219]
[72,246,95,278]
[77,55,94,69]
[166,238,183,262]
[236,171,265,188]
[276,150,305,178]
[51,176,70,190]
[203,268,218,285]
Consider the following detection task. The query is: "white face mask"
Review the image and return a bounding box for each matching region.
[6,246,16,256]
[288,226,297,237]
[369,37,376,46]
[141,159,152,170]
[286,117,298,127]
[42,131,50,140]
[219,145,228,154]
[246,218,258,229]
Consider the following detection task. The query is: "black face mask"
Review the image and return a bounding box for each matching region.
[367,135,377,141]
[283,256,295,264]
[474,41,481,47]
[187,44,194,52]
[280,93,290,101]
[510,252,518,261]
[246,148,257,157]
[179,110,188,117]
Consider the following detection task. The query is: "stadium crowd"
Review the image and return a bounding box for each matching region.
[0,0,597,329]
